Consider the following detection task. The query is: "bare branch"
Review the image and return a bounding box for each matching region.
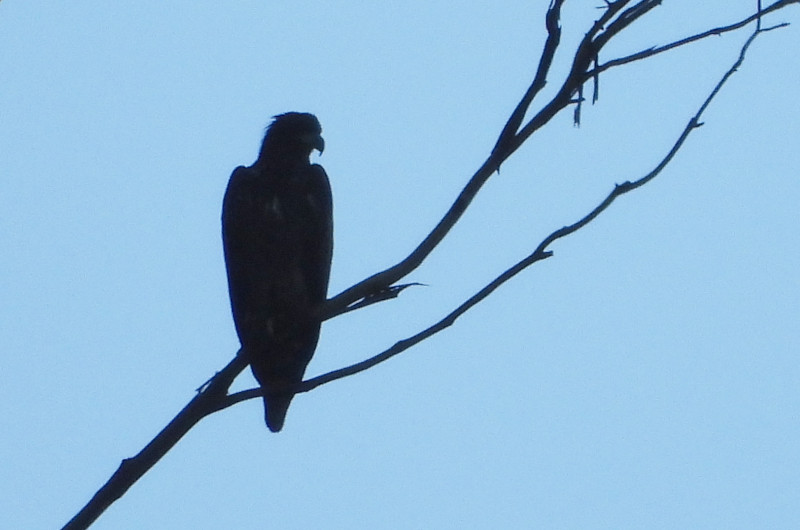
[536,25,781,250]
[320,0,796,325]
[492,0,566,160]
[594,1,663,51]
[337,282,426,315]
[300,250,555,393]
[499,1,662,154]
[320,0,659,320]
[62,353,249,530]
[319,154,499,320]
[591,0,798,76]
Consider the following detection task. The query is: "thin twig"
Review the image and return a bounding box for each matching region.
[591,0,798,77]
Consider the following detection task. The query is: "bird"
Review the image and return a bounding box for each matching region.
[221,112,333,432]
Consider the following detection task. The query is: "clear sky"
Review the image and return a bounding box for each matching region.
[2,2,798,529]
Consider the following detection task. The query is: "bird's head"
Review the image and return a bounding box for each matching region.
[259,112,324,163]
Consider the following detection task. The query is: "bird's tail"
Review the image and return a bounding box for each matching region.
[264,393,294,433]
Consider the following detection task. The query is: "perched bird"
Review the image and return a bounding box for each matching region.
[222,112,333,432]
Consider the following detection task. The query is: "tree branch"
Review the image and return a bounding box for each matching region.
[319,0,663,320]
[62,353,249,530]
[62,4,794,528]
[590,0,798,77]
[492,0,566,161]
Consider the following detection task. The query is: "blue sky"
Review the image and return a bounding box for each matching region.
[2,2,799,529]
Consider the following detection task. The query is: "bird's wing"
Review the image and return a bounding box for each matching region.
[221,165,277,343]
[301,163,334,305]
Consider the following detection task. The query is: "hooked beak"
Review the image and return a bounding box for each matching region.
[313,134,325,155]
